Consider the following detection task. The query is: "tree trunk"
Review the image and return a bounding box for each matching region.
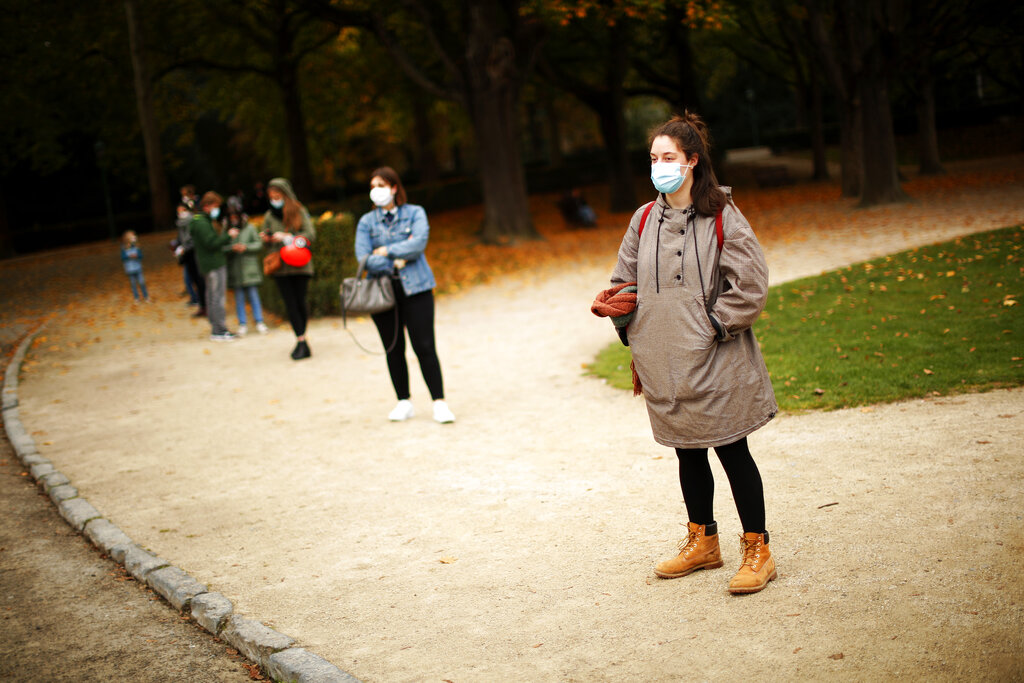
[667,11,701,111]
[915,73,945,175]
[600,23,636,212]
[810,75,830,181]
[124,0,171,231]
[541,85,564,167]
[464,5,536,243]
[412,92,440,184]
[279,61,315,200]
[837,98,862,197]
[469,84,538,243]
[857,48,907,206]
[0,187,12,257]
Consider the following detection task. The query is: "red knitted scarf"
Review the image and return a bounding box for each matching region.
[591,281,643,396]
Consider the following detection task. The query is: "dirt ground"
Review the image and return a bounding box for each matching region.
[0,435,254,682]
[3,157,1024,681]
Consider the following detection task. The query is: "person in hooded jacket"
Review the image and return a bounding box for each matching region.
[261,177,315,359]
[223,203,267,335]
[609,112,778,594]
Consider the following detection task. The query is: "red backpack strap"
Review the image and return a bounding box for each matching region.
[637,201,656,240]
[715,209,723,251]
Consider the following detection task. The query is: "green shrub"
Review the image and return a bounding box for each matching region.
[258,212,359,319]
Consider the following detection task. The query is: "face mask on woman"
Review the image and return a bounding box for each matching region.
[208,206,221,220]
[269,198,285,209]
[370,186,394,208]
[651,160,695,194]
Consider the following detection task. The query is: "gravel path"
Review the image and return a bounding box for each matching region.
[5,158,1024,681]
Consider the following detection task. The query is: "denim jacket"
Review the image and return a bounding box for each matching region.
[355,203,436,296]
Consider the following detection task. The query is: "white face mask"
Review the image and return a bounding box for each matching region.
[370,186,394,208]
[651,160,695,194]
[208,206,221,219]
[269,198,285,209]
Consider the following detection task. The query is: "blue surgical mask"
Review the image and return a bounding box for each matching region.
[270,198,285,209]
[209,206,221,219]
[651,160,695,194]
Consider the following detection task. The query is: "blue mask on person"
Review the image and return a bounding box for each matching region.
[651,160,695,194]
[209,206,221,219]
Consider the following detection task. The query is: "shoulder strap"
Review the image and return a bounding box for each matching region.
[715,209,723,251]
[637,201,656,240]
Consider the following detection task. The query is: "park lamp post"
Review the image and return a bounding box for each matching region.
[94,140,117,241]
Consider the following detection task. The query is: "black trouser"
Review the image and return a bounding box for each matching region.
[675,437,766,534]
[184,250,206,308]
[274,274,310,337]
[372,280,444,401]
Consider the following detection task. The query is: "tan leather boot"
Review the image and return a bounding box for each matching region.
[728,532,777,594]
[654,522,724,579]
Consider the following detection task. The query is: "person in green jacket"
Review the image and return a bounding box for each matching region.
[261,177,315,360]
[192,191,239,341]
[223,204,267,335]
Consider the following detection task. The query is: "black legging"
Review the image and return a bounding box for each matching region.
[274,274,310,336]
[372,280,444,401]
[675,437,766,534]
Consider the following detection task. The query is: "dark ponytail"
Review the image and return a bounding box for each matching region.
[648,111,727,217]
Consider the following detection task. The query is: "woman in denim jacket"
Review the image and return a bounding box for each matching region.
[355,166,455,424]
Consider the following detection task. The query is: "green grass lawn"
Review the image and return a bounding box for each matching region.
[587,226,1024,411]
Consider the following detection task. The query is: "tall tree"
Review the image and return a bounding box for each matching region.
[157,0,338,199]
[534,2,718,212]
[724,0,830,180]
[537,13,638,212]
[805,0,907,205]
[125,0,172,230]
[304,0,543,243]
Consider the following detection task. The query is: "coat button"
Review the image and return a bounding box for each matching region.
[676,275,681,280]
[677,251,682,256]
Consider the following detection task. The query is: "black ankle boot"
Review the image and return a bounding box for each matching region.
[291,341,311,360]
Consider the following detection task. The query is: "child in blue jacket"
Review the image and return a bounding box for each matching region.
[121,230,150,302]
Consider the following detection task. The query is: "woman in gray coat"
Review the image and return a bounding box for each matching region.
[610,112,778,594]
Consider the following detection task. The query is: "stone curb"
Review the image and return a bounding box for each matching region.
[1,326,361,683]
[267,648,363,683]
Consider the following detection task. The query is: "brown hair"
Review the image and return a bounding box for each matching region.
[648,111,727,217]
[200,191,223,208]
[370,166,408,207]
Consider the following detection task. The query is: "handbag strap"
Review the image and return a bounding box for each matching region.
[341,264,399,356]
[342,305,399,355]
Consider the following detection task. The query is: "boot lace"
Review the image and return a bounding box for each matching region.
[739,536,763,569]
[676,529,701,554]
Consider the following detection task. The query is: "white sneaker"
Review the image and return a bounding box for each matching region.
[209,332,237,342]
[237,324,248,336]
[388,399,415,422]
[433,400,455,424]
[256,322,269,334]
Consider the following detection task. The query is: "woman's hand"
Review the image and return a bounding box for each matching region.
[272,231,288,243]
[394,258,407,270]
[373,246,388,257]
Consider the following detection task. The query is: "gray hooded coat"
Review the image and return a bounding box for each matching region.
[611,190,777,448]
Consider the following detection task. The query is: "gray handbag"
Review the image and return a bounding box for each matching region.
[340,257,395,316]
[340,257,398,354]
